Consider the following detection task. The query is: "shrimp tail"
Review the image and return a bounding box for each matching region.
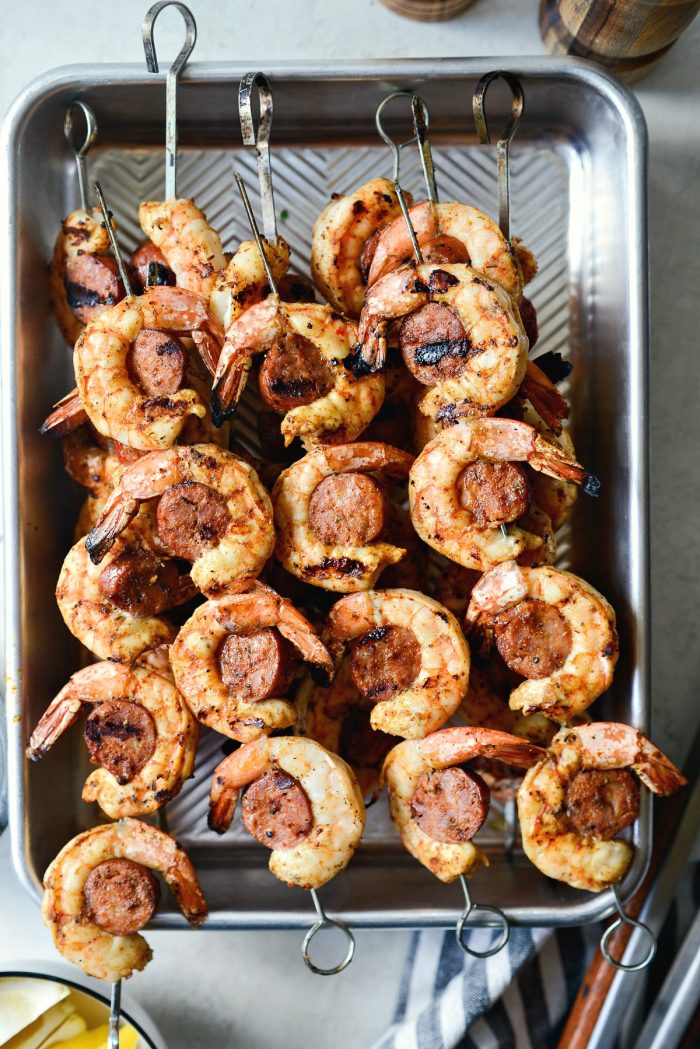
[26,693,83,760]
[85,494,140,564]
[208,779,240,834]
[211,355,252,428]
[521,361,570,435]
[635,741,687,795]
[40,387,88,437]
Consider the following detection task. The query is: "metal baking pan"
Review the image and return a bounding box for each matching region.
[1,57,649,929]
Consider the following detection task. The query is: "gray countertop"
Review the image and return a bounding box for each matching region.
[1,1,698,1046]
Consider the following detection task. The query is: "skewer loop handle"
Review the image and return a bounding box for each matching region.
[455,875,511,958]
[64,101,98,212]
[599,884,657,972]
[302,888,355,975]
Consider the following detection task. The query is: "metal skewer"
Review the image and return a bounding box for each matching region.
[64,101,98,212]
[302,888,355,975]
[472,71,524,245]
[93,181,133,297]
[375,91,424,266]
[142,0,197,201]
[239,72,277,245]
[456,873,510,958]
[234,171,279,297]
[108,980,122,1049]
[599,883,656,972]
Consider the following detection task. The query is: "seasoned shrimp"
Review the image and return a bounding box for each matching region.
[518,723,686,891]
[311,178,406,317]
[138,198,226,298]
[409,418,593,571]
[520,403,578,530]
[62,427,121,497]
[42,819,207,982]
[210,237,290,330]
[325,588,470,738]
[26,662,198,818]
[295,658,400,797]
[50,207,124,347]
[272,441,414,592]
[208,736,365,889]
[382,727,545,882]
[519,359,570,437]
[170,585,332,742]
[56,537,195,663]
[85,444,275,597]
[74,286,224,451]
[212,299,384,449]
[355,263,528,419]
[466,561,619,720]
[367,200,525,299]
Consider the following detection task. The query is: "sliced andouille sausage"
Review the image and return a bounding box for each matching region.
[64,253,124,323]
[218,628,298,701]
[349,624,422,702]
[129,240,176,294]
[278,273,317,304]
[84,858,161,936]
[458,458,531,528]
[84,699,157,784]
[258,333,335,413]
[410,766,490,843]
[156,480,231,562]
[98,549,181,616]
[421,235,470,267]
[400,301,471,385]
[308,473,387,546]
[241,767,313,848]
[127,329,187,396]
[566,768,640,840]
[493,597,573,679]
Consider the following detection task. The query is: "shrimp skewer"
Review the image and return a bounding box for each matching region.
[26,662,198,819]
[382,727,545,882]
[518,724,686,891]
[170,585,332,742]
[208,736,365,890]
[85,444,275,597]
[408,417,595,571]
[466,561,619,720]
[42,819,207,982]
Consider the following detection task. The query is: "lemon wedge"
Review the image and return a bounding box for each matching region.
[49,1022,139,1049]
[0,980,69,1043]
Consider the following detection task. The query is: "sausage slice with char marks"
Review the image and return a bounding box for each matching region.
[84,858,161,936]
[566,768,640,840]
[258,333,335,413]
[241,768,313,848]
[458,458,531,527]
[400,302,472,385]
[218,629,298,701]
[349,625,421,702]
[308,473,387,546]
[129,240,176,293]
[128,330,186,396]
[98,549,180,616]
[411,766,490,843]
[65,253,124,323]
[156,481,230,562]
[84,699,157,784]
[493,597,573,679]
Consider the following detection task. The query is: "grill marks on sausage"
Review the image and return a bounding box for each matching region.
[566,768,640,840]
[84,699,157,784]
[411,766,490,843]
[156,481,230,561]
[493,598,573,679]
[84,858,161,935]
[258,333,334,413]
[349,625,422,702]
[241,768,313,849]
[308,473,387,546]
[458,458,531,528]
[129,240,177,293]
[64,254,124,322]
[218,628,298,701]
[128,330,186,396]
[98,548,180,616]
[303,556,367,579]
[400,302,473,385]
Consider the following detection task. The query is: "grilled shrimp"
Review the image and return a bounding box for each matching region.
[26,662,198,818]
[208,736,365,889]
[382,727,545,883]
[311,178,406,317]
[85,444,275,597]
[74,286,224,451]
[367,200,525,300]
[295,658,400,797]
[212,299,384,449]
[355,264,528,419]
[520,403,578,530]
[50,208,124,347]
[210,237,290,330]
[138,198,226,298]
[56,537,195,663]
[42,819,207,982]
[466,561,619,720]
[170,584,332,742]
[325,588,470,739]
[272,441,414,592]
[409,418,593,571]
[518,724,686,891]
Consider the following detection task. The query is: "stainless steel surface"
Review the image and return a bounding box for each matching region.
[1,58,649,930]
[634,905,700,1049]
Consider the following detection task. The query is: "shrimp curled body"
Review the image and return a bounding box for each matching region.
[138,198,226,298]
